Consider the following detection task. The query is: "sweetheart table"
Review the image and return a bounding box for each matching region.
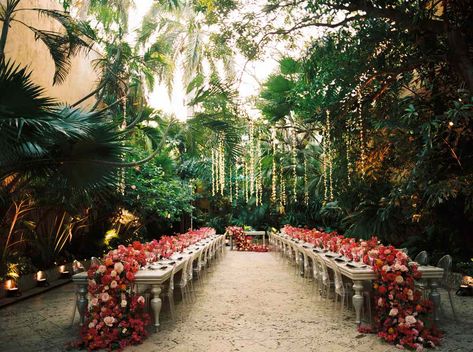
[229,230,266,250]
[72,234,225,331]
[270,232,444,325]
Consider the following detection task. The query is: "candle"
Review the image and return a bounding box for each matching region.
[5,279,20,297]
[59,265,70,278]
[36,271,48,287]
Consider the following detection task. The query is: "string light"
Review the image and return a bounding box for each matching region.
[211,149,216,196]
[279,159,286,214]
[235,161,239,203]
[271,134,277,204]
[229,165,233,203]
[291,127,297,203]
[304,153,309,206]
[357,87,366,177]
[322,125,328,204]
[219,135,225,195]
[323,111,334,203]
[256,137,263,206]
[249,121,255,197]
[326,111,334,202]
[344,125,352,186]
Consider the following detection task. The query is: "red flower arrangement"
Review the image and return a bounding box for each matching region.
[282,225,442,350]
[77,227,216,351]
[225,226,268,252]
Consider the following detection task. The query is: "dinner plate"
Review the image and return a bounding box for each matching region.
[346,262,367,269]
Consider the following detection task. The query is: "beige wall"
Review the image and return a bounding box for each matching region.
[2,0,98,109]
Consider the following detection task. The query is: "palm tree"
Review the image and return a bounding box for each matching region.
[0,0,95,84]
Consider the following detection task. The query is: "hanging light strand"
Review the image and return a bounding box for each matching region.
[292,127,297,203]
[357,88,366,177]
[326,111,334,202]
[304,153,309,206]
[229,165,233,203]
[322,125,328,204]
[271,137,277,204]
[211,149,216,196]
[235,161,239,203]
[219,135,225,195]
[249,121,255,197]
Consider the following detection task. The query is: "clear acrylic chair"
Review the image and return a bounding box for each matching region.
[414,251,429,297]
[175,258,191,304]
[414,251,429,265]
[332,263,353,312]
[160,265,176,321]
[319,259,334,299]
[70,260,85,327]
[310,253,322,298]
[437,254,457,321]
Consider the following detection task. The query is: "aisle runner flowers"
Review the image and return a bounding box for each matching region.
[77,227,215,351]
[225,226,268,252]
[282,225,442,350]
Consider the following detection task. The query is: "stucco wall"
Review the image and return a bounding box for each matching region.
[2,0,98,109]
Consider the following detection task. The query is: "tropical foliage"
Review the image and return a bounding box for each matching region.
[1,0,472,281]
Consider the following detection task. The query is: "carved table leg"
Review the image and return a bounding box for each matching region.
[428,279,441,325]
[352,280,364,325]
[77,284,88,326]
[151,285,162,332]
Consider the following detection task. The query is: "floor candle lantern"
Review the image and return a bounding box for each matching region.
[59,265,70,279]
[5,279,21,297]
[36,270,49,287]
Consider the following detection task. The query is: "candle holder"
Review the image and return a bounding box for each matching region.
[5,279,21,297]
[36,271,49,287]
[58,265,70,279]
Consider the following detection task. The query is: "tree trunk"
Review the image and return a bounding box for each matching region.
[447,30,473,92]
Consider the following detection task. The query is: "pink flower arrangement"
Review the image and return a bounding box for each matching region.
[226,226,268,252]
[282,225,442,350]
[77,227,216,351]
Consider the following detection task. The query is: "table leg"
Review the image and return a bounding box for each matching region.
[428,279,441,324]
[352,280,364,325]
[77,284,88,326]
[230,235,233,251]
[151,285,162,332]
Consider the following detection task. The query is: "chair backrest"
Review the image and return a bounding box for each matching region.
[319,259,330,285]
[179,258,189,286]
[332,263,345,296]
[167,265,176,294]
[187,256,195,281]
[310,254,320,278]
[72,260,85,274]
[91,257,102,267]
[414,250,429,265]
[437,254,452,287]
[195,250,203,269]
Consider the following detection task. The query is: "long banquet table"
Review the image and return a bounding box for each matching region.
[72,234,225,331]
[270,232,444,325]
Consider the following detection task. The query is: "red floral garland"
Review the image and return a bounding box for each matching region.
[226,226,268,252]
[282,225,442,350]
[77,227,216,351]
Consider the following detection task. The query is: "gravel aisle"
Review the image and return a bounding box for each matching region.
[0,249,470,352]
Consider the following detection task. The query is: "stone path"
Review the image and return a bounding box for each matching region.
[0,250,471,351]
